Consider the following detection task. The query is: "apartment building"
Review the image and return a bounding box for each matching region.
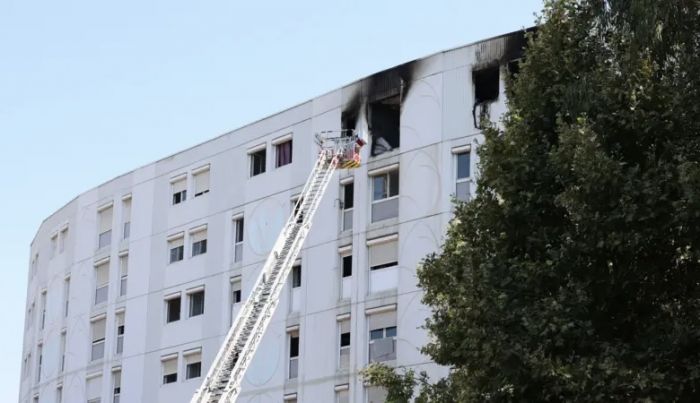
[18,29,527,403]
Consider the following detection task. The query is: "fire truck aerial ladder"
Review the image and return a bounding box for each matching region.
[191,131,365,403]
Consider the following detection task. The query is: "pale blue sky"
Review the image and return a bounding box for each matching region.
[0,1,542,400]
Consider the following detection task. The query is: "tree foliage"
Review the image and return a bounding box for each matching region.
[364,0,700,401]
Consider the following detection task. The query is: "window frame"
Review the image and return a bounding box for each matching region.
[165,294,182,324]
[167,233,185,264]
[453,145,472,202]
[275,139,293,168]
[292,265,302,288]
[188,289,205,318]
[288,329,300,379]
[371,170,399,203]
[233,216,244,263]
[193,165,210,198]
[161,355,178,385]
[249,148,267,177]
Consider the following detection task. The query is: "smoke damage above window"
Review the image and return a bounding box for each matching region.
[341,61,418,157]
[471,28,536,129]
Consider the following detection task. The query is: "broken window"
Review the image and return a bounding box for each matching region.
[472,65,500,129]
[369,95,400,156]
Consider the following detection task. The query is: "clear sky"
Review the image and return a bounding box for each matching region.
[0,0,542,400]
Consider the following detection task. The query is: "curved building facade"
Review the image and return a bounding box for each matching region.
[19,30,527,403]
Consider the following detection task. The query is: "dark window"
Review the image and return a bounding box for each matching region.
[290,335,299,358]
[457,152,470,179]
[192,239,207,256]
[166,297,181,323]
[117,324,124,336]
[473,65,500,104]
[250,149,266,176]
[342,255,352,277]
[233,289,241,304]
[163,373,177,384]
[169,245,184,263]
[385,326,397,338]
[172,190,186,205]
[292,265,301,288]
[276,140,293,168]
[472,65,500,129]
[189,291,205,317]
[186,362,201,379]
[340,332,351,347]
[369,95,401,156]
[343,183,354,209]
[369,329,384,340]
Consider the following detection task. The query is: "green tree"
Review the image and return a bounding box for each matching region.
[363,0,700,401]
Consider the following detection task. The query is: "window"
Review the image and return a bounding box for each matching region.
[454,147,471,202]
[115,311,125,355]
[119,254,128,297]
[340,249,352,299]
[36,344,43,382]
[50,233,58,258]
[122,196,131,240]
[33,395,39,403]
[162,355,178,384]
[230,277,242,326]
[165,294,181,323]
[60,331,66,372]
[275,139,293,168]
[370,167,399,222]
[91,316,106,361]
[171,175,187,205]
[86,375,102,403]
[288,330,299,379]
[188,289,205,317]
[59,226,68,253]
[368,236,399,293]
[184,349,202,380]
[168,234,184,264]
[369,95,400,156]
[193,166,210,197]
[40,290,46,330]
[94,260,109,305]
[335,386,350,403]
[338,317,351,370]
[472,65,500,129]
[249,148,266,177]
[56,386,62,403]
[368,307,397,362]
[63,277,70,317]
[191,227,207,257]
[292,265,301,288]
[231,277,242,304]
[112,370,121,403]
[233,217,244,263]
[369,236,398,271]
[98,204,113,249]
[283,394,297,403]
[341,181,354,231]
[342,254,352,277]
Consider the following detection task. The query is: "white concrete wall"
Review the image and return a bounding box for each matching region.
[19,30,523,403]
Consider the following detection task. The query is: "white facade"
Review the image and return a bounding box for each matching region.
[19,30,526,403]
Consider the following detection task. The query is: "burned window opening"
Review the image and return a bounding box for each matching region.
[472,65,500,129]
[369,95,400,156]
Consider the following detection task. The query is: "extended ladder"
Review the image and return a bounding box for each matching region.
[191,133,362,403]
